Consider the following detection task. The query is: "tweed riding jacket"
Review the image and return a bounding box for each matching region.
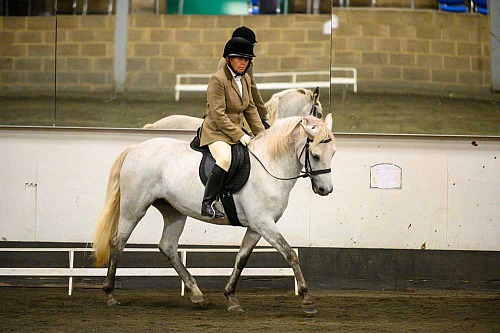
[200,65,265,146]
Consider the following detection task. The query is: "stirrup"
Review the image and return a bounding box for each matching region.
[201,201,224,218]
[210,201,224,218]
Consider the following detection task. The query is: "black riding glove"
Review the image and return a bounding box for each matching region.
[261,118,270,129]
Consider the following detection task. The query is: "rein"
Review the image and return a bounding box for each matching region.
[309,103,320,118]
[247,137,332,181]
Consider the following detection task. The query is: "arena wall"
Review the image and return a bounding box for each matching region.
[0,10,492,97]
[0,128,498,251]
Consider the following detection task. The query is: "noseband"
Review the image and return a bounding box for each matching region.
[248,136,331,182]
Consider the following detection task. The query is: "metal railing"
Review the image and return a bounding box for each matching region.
[175,68,357,101]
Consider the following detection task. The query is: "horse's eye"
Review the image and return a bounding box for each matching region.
[312,154,320,160]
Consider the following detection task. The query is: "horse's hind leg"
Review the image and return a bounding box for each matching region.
[224,228,261,312]
[103,238,122,306]
[154,200,204,304]
[104,208,148,305]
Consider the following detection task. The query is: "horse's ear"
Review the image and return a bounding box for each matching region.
[325,113,333,131]
[313,87,320,101]
[301,119,317,139]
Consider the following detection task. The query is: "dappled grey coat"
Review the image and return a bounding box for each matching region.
[200,65,265,146]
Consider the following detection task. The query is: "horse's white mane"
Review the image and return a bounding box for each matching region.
[265,88,314,125]
[253,115,334,160]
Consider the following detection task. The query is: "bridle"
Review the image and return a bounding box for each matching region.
[309,102,321,118]
[247,136,332,182]
[299,137,332,178]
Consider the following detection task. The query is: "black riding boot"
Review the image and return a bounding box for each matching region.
[201,164,227,218]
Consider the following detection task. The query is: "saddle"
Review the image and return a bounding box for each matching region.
[190,130,251,227]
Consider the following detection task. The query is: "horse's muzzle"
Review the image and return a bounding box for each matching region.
[311,182,332,196]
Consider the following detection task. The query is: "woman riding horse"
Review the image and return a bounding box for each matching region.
[199,37,265,219]
[218,26,270,129]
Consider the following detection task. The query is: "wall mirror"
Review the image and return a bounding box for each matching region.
[0,0,497,135]
[329,1,498,136]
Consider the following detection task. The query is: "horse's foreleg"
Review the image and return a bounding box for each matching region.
[225,228,261,312]
[156,203,204,304]
[255,222,317,314]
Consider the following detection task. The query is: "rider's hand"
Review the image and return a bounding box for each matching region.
[239,133,252,146]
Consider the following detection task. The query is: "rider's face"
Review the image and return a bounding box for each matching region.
[229,57,249,74]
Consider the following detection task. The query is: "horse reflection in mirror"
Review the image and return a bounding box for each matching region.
[93,114,336,314]
[143,87,323,130]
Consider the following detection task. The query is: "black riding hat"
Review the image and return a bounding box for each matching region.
[223,37,255,59]
[232,26,257,44]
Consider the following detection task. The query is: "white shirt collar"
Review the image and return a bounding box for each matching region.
[227,65,243,95]
[227,65,242,81]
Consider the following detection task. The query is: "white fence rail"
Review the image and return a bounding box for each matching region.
[174,67,357,101]
[0,247,298,296]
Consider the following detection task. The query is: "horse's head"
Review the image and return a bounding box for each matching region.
[253,114,335,196]
[298,113,335,196]
[307,87,323,119]
[294,87,323,120]
[300,87,323,118]
[266,88,323,125]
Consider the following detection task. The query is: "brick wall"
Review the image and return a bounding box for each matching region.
[291,0,437,12]
[0,17,57,93]
[57,16,115,92]
[0,10,492,97]
[125,14,331,92]
[332,9,491,95]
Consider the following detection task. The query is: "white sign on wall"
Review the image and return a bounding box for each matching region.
[370,163,402,189]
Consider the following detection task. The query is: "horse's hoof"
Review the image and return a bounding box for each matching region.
[107,298,120,306]
[228,304,244,313]
[189,294,204,304]
[302,304,317,314]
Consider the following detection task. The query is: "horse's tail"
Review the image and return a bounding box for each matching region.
[93,146,135,267]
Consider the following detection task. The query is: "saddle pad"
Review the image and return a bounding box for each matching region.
[189,135,250,194]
